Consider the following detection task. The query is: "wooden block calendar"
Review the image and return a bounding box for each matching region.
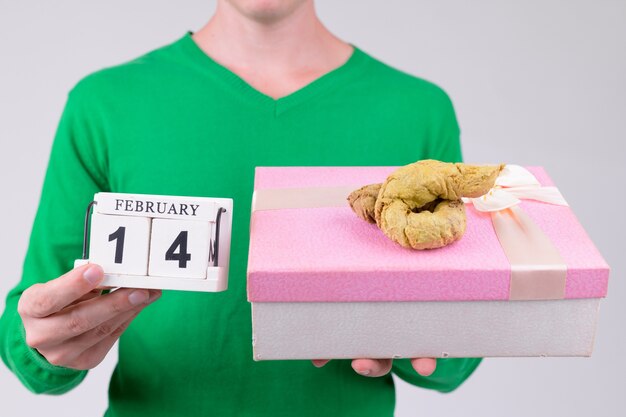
[75,192,233,292]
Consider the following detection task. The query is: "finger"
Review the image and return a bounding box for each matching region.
[28,288,154,348]
[48,290,161,354]
[312,359,331,368]
[351,359,393,377]
[411,358,437,376]
[34,290,160,365]
[68,288,103,306]
[19,264,104,318]
[37,308,141,367]
[65,313,137,370]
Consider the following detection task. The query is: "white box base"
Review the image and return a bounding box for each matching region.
[74,259,228,292]
[251,298,601,359]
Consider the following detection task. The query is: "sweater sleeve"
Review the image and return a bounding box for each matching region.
[390,88,482,393]
[0,80,109,394]
[391,357,483,393]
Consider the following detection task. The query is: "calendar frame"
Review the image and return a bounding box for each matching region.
[74,192,233,292]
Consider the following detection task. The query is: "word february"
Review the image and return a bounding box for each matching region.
[115,199,199,217]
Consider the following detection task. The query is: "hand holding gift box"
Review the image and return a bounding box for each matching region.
[313,161,573,377]
[247,161,610,364]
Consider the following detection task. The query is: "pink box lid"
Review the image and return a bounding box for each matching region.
[247,166,610,302]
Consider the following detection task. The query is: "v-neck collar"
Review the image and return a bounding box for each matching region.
[178,31,370,116]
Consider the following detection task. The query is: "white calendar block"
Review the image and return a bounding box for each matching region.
[89,213,151,275]
[148,218,212,279]
[76,192,233,292]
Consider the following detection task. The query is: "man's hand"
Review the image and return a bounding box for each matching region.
[17,264,161,370]
[311,358,437,377]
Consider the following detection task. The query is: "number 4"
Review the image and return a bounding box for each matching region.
[165,231,191,268]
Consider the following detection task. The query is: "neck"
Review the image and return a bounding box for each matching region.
[191,0,353,98]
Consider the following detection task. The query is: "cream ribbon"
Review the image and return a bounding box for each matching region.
[462,164,568,212]
[463,164,569,300]
[252,185,358,212]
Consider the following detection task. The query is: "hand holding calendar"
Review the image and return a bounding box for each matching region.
[17,264,161,370]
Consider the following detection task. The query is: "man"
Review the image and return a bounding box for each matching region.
[0,0,482,415]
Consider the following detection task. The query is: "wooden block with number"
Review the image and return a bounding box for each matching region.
[148,219,212,279]
[88,213,151,275]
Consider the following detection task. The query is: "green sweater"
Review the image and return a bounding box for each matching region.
[0,32,482,416]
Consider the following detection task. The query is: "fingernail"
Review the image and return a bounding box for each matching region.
[129,290,149,306]
[355,368,371,376]
[83,266,103,285]
[147,291,162,303]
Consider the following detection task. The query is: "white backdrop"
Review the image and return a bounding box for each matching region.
[1,1,624,416]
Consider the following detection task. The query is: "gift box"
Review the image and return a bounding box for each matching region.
[246,165,610,359]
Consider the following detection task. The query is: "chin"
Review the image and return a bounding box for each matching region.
[225,0,309,23]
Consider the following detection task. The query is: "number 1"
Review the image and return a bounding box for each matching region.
[108,226,126,264]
